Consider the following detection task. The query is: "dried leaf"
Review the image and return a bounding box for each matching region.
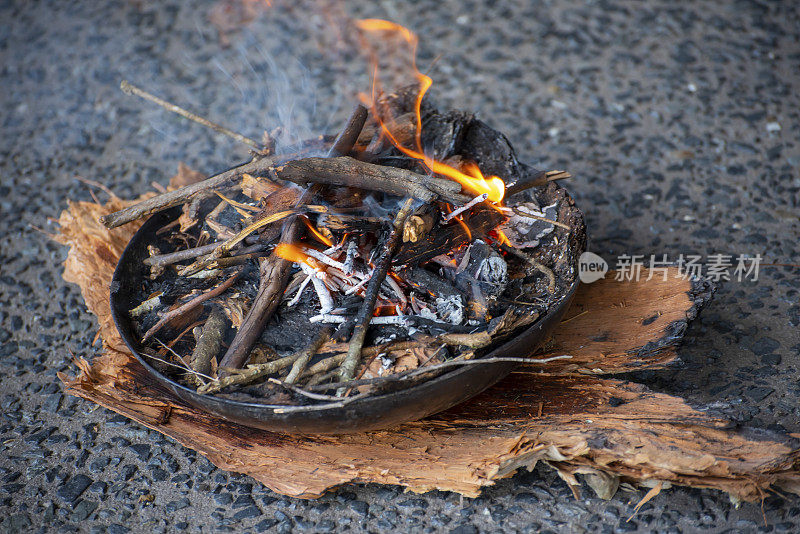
[169,162,206,190]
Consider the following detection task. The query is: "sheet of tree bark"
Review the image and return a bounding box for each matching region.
[55,195,800,501]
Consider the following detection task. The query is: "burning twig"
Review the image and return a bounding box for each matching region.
[276,157,468,204]
[339,198,415,383]
[442,193,488,222]
[505,169,572,197]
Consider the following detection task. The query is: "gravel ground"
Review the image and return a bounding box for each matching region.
[1,0,799,532]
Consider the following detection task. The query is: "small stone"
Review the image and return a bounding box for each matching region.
[747,386,774,402]
[762,354,782,365]
[165,498,190,512]
[233,506,261,520]
[232,494,255,509]
[129,444,151,461]
[254,519,278,532]
[213,492,233,505]
[751,337,780,356]
[57,474,92,503]
[350,500,369,516]
[70,499,98,522]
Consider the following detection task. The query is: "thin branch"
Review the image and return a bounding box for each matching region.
[142,270,240,341]
[121,80,262,151]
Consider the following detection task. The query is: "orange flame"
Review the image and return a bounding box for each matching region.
[357,19,506,204]
[274,243,323,271]
[301,216,334,247]
[444,204,472,241]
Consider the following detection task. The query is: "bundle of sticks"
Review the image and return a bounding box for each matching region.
[109,83,578,404]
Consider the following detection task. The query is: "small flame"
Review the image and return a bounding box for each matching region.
[357,19,506,204]
[494,229,512,247]
[444,204,472,241]
[301,216,334,247]
[274,243,323,271]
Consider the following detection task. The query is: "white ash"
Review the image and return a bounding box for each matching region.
[453,241,508,298]
[499,201,560,249]
[435,295,464,325]
[302,247,347,271]
[300,264,334,312]
[287,275,311,306]
[342,240,358,275]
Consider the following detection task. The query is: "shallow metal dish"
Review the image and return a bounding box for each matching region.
[111,195,583,434]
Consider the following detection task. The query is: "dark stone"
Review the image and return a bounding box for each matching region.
[70,499,98,522]
[762,354,782,365]
[57,474,92,504]
[350,500,369,516]
[747,387,775,402]
[751,337,780,356]
[641,314,659,326]
[165,498,190,512]
[232,494,256,509]
[213,492,233,506]
[233,506,261,520]
[608,397,625,407]
[129,444,151,462]
[254,519,278,532]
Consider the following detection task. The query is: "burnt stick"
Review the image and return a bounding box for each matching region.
[144,238,264,269]
[339,198,415,383]
[505,169,571,197]
[275,157,468,204]
[328,105,369,157]
[101,157,279,228]
[142,269,240,341]
[188,306,228,381]
[216,212,304,371]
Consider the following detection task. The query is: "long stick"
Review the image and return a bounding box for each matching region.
[120,80,262,151]
[339,198,415,383]
[100,157,277,228]
[275,157,467,204]
[505,169,571,197]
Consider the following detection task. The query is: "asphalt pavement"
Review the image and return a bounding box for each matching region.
[1,0,798,532]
